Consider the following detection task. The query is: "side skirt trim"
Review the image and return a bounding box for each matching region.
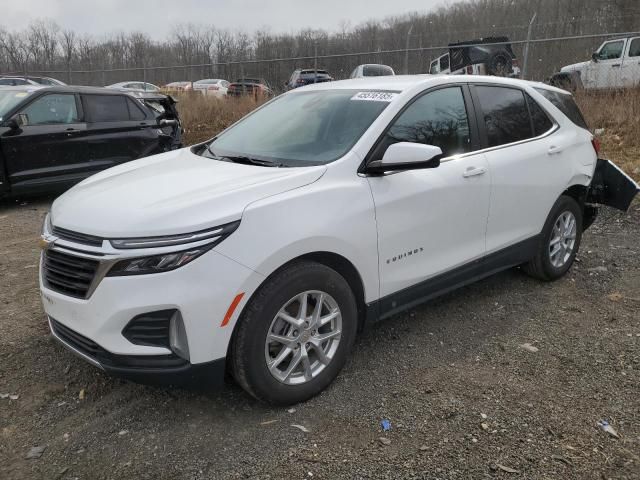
[365,235,540,325]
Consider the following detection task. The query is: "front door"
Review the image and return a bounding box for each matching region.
[588,39,626,88]
[366,86,490,306]
[0,92,88,192]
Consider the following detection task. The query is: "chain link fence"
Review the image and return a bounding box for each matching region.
[8,31,640,90]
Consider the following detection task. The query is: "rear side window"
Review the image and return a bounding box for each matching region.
[534,88,589,130]
[526,94,554,136]
[84,95,146,122]
[476,86,532,147]
[628,38,640,57]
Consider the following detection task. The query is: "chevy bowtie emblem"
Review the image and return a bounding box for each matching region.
[39,236,55,250]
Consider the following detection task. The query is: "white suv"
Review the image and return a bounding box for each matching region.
[40,76,638,405]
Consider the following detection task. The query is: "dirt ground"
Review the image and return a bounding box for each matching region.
[0,196,638,480]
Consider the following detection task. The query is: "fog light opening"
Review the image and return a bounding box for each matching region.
[169,311,190,361]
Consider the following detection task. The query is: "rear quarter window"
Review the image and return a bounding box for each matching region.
[534,88,589,130]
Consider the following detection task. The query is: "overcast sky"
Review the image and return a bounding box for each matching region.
[1,0,444,39]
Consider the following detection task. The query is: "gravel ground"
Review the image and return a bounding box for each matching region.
[0,196,638,480]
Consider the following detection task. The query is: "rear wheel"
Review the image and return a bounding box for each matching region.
[230,261,357,405]
[523,195,583,281]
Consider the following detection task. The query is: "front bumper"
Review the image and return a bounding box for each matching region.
[39,231,266,384]
[49,316,225,386]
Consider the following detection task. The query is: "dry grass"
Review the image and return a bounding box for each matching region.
[576,88,640,180]
[176,93,267,145]
[177,89,640,181]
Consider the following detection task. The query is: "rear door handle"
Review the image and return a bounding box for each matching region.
[463,166,487,178]
[548,145,564,155]
[611,64,621,68]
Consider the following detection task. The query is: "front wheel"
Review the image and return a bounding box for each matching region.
[230,261,357,405]
[523,195,583,281]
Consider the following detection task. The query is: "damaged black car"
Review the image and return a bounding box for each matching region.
[0,85,182,197]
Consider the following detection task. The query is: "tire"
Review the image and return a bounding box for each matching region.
[523,195,583,281]
[230,261,358,405]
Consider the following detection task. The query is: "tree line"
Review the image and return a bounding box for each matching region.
[0,0,637,88]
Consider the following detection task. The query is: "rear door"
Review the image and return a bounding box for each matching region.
[81,93,159,169]
[621,37,640,88]
[470,84,570,254]
[0,92,89,192]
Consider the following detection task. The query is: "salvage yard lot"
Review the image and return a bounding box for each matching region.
[1,90,640,479]
[1,201,639,480]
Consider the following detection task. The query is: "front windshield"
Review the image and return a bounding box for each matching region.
[0,90,32,122]
[207,89,394,166]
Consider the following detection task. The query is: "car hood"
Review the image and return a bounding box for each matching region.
[51,148,327,238]
[561,61,589,73]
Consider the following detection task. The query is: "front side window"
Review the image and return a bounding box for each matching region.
[84,95,130,122]
[0,90,35,121]
[373,87,471,159]
[628,38,640,57]
[207,89,392,166]
[598,40,624,60]
[476,86,532,147]
[21,94,79,125]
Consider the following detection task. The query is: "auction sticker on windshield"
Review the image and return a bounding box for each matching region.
[351,91,398,102]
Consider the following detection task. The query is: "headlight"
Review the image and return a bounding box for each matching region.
[106,246,212,276]
[110,221,240,249]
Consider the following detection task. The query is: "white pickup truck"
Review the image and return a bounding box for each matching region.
[552,36,640,90]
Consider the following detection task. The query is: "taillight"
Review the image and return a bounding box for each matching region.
[512,59,519,67]
[466,66,473,74]
[591,137,601,156]
[297,79,305,84]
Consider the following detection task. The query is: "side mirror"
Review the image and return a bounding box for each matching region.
[7,113,28,130]
[591,52,599,62]
[366,142,443,174]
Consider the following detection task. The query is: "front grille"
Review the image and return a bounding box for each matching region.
[52,226,103,247]
[122,310,174,349]
[50,318,187,370]
[43,249,100,299]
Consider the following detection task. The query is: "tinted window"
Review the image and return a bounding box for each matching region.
[439,54,450,71]
[598,40,624,60]
[534,88,589,130]
[22,94,79,125]
[476,86,532,147]
[126,98,147,121]
[375,87,471,159]
[363,65,394,76]
[84,95,130,122]
[629,38,640,57]
[526,94,554,136]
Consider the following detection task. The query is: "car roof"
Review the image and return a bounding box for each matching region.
[0,84,169,97]
[295,74,572,94]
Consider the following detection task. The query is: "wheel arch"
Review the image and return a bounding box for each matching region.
[561,184,598,230]
[226,251,369,361]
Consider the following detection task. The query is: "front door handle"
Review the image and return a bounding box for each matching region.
[463,166,487,178]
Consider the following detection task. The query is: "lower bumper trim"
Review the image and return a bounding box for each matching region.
[48,317,226,387]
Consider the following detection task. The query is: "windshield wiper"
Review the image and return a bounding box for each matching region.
[220,155,284,168]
